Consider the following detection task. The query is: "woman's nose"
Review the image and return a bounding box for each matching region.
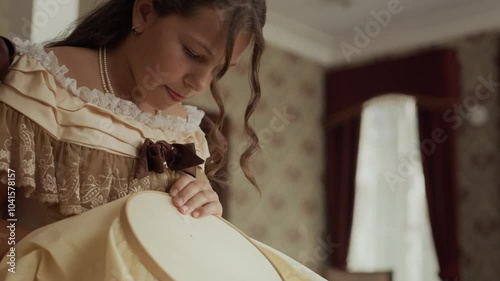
[184,68,213,93]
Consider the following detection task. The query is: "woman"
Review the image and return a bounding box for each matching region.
[0,1,330,279]
[0,0,264,256]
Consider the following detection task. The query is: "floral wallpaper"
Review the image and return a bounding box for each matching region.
[452,33,500,281]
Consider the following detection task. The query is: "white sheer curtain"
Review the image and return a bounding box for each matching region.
[347,94,440,281]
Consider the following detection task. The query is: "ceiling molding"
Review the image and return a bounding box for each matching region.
[336,0,500,66]
[263,10,341,67]
[264,0,500,67]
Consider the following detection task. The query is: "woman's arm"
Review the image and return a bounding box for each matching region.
[0,36,16,81]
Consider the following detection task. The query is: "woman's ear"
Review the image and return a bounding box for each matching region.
[132,0,156,29]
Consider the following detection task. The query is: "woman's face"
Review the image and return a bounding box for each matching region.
[129,1,250,111]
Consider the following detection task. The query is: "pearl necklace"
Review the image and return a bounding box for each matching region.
[98,46,161,115]
[98,46,115,95]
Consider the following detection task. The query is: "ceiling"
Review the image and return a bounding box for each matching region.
[264,0,500,66]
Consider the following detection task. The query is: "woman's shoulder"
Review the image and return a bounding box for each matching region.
[44,46,95,65]
[44,45,96,64]
[10,38,100,93]
[42,44,195,126]
[44,45,102,92]
[47,46,190,120]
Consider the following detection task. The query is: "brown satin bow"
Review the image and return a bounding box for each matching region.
[134,139,205,179]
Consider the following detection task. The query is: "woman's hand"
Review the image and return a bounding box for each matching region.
[169,174,223,218]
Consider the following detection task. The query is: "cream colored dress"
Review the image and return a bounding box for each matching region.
[0,38,327,281]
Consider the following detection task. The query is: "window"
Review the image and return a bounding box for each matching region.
[347,94,440,281]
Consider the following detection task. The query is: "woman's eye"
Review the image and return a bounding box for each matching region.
[184,47,202,61]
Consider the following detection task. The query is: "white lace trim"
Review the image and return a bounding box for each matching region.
[12,37,205,133]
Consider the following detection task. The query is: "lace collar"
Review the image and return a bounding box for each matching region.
[12,37,205,133]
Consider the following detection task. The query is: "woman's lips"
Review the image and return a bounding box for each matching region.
[166,86,185,101]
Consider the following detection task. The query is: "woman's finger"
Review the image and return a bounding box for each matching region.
[169,174,195,197]
[172,180,208,209]
[191,201,223,218]
[181,189,219,215]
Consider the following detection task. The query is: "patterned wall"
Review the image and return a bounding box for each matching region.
[188,45,327,274]
[452,34,500,281]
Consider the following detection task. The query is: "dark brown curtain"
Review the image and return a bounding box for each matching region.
[416,51,461,281]
[418,109,460,281]
[324,48,461,280]
[324,118,360,270]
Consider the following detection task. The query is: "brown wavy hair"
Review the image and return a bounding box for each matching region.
[46,0,266,193]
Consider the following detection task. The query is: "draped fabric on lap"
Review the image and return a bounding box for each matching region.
[0,191,327,281]
[324,49,461,281]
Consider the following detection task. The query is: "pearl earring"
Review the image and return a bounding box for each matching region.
[131,23,141,34]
